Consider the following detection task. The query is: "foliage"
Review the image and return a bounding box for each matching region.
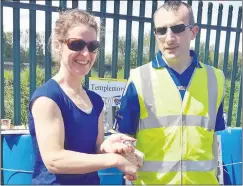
[224,78,241,127]
[3,31,44,64]
[4,66,45,125]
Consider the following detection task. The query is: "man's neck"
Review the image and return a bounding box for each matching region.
[162,55,192,74]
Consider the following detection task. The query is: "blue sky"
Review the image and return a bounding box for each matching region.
[3,0,242,54]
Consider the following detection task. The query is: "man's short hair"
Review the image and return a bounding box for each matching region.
[154,0,195,25]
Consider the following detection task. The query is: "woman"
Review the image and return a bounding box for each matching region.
[28,9,138,185]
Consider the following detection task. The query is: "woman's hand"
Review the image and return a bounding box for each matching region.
[123,149,144,182]
[100,134,140,181]
[124,174,137,182]
[121,152,139,182]
[100,133,136,154]
[115,153,138,181]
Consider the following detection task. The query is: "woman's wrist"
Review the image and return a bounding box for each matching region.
[106,153,121,168]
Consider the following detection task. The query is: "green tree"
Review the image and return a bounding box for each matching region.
[3,31,44,64]
[117,35,138,70]
[3,32,13,61]
[36,32,45,64]
[116,33,152,70]
[217,51,242,81]
[99,33,152,78]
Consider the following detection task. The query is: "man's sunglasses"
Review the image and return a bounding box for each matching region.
[154,24,194,35]
[61,38,100,52]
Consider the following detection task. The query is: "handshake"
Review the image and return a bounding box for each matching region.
[100,130,144,182]
[120,144,144,181]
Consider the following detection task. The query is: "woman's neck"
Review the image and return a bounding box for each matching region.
[54,68,84,94]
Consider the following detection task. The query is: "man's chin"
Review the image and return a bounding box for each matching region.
[163,53,178,61]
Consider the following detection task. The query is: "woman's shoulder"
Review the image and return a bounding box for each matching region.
[30,79,62,102]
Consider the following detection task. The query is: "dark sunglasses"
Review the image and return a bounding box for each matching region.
[154,24,194,35]
[62,38,100,52]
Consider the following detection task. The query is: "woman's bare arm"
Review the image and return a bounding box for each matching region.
[96,111,105,154]
[31,97,119,174]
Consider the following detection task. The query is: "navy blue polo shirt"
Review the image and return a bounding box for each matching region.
[28,79,104,184]
[116,50,225,135]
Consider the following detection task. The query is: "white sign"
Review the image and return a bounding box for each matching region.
[89,77,127,133]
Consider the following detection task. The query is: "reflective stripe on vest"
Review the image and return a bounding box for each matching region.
[138,63,218,173]
[139,159,217,172]
[140,115,215,130]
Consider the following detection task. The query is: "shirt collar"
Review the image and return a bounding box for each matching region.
[152,50,202,69]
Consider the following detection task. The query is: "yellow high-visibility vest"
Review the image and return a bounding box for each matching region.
[130,62,224,184]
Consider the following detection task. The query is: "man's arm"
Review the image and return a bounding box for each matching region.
[215,102,226,131]
[113,80,140,136]
[111,79,145,169]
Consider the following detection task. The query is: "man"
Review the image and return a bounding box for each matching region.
[114,1,226,184]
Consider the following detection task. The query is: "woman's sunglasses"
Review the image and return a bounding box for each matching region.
[154,24,194,35]
[61,38,100,53]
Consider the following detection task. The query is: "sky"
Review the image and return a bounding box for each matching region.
[2,0,242,54]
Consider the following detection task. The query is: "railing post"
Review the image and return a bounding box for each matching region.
[13,0,21,125]
[59,0,67,10]
[45,0,52,82]
[124,0,133,79]
[187,0,192,6]
[194,0,203,57]
[213,4,223,68]
[84,0,93,88]
[222,5,233,77]
[111,0,120,78]
[98,0,106,78]
[72,0,78,9]
[29,0,36,98]
[136,0,146,67]
[0,2,4,119]
[149,0,157,61]
[203,2,213,65]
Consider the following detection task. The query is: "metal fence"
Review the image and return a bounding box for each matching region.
[0,0,242,127]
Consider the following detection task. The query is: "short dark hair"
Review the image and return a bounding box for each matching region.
[154,0,195,25]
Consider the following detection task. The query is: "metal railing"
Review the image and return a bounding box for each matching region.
[0,0,242,127]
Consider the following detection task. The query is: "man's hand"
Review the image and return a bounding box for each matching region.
[100,132,144,182]
[123,148,144,182]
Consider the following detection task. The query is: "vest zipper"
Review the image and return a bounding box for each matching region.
[176,69,196,185]
[180,99,183,185]
[180,114,186,185]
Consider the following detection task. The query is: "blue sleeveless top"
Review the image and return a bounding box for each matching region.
[28,79,104,185]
